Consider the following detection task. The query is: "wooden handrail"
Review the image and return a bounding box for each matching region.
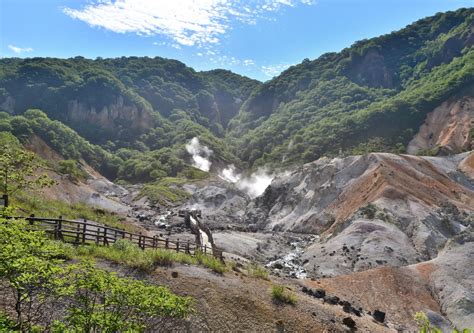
[8,216,223,260]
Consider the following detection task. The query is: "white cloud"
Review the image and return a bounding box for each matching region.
[261,63,293,77]
[63,0,315,47]
[243,59,255,66]
[8,45,33,54]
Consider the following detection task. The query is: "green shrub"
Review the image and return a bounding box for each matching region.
[195,252,228,274]
[271,285,297,305]
[0,217,194,331]
[57,261,194,332]
[0,218,68,331]
[0,312,17,331]
[247,263,270,280]
[57,159,88,181]
[12,191,137,232]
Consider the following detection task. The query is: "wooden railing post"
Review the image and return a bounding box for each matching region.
[153,236,157,248]
[165,238,169,249]
[186,240,190,254]
[204,245,207,255]
[103,228,108,246]
[176,239,179,252]
[28,214,35,225]
[56,216,63,240]
[82,222,86,244]
[96,227,100,245]
[75,223,81,244]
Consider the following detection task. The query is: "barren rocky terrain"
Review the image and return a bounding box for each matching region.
[32,138,474,330]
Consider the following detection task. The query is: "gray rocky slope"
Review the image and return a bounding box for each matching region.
[177,151,474,329]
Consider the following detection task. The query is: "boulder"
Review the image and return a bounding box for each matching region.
[373,310,386,323]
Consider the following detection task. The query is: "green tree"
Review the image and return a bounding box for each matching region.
[58,261,194,332]
[0,218,67,330]
[0,134,53,197]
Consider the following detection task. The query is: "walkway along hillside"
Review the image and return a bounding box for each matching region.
[12,215,224,260]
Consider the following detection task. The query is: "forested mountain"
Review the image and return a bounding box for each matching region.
[228,7,474,166]
[0,8,473,182]
[0,57,259,180]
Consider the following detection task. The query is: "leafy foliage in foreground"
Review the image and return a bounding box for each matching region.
[0,218,194,331]
[56,261,194,332]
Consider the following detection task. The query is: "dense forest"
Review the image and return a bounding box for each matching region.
[0,8,473,182]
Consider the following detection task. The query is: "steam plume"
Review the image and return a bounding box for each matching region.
[219,165,274,198]
[186,137,212,172]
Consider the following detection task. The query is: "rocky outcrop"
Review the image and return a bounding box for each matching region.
[242,152,473,277]
[245,152,473,233]
[67,96,152,132]
[346,48,394,88]
[408,96,474,154]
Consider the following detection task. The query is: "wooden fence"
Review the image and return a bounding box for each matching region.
[15,215,223,260]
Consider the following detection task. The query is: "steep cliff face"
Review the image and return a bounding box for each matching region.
[346,48,394,88]
[66,96,153,131]
[407,96,474,154]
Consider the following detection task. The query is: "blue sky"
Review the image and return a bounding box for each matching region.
[1,0,473,81]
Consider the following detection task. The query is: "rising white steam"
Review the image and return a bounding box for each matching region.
[186,137,212,172]
[219,165,274,198]
[219,164,241,183]
[236,169,274,198]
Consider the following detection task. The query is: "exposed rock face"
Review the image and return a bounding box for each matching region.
[243,152,473,276]
[408,96,474,154]
[176,152,474,329]
[346,48,394,88]
[180,182,250,226]
[417,230,474,329]
[0,95,15,113]
[245,152,473,233]
[26,135,129,214]
[67,96,152,138]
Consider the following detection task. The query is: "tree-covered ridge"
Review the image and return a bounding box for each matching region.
[0,56,260,147]
[0,110,237,183]
[225,8,473,167]
[1,8,473,179]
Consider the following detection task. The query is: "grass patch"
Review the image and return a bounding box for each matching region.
[247,263,269,280]
[74,239,227,274]
[271,284,297,305]
[12,191,138,233]
[139,178,191,205]
[195,252,228,274]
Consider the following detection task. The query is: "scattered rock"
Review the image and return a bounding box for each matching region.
[171,271,179,278]
[273,262,283,269]
[323,295,340,305]
[373,310,386,323]
[342,317,356,329]
[313,288,326,298]
[343,305,352,313]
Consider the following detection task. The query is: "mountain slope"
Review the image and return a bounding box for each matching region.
[1,9,473,183]
[0,56,260,150]
[227,8,474,167]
